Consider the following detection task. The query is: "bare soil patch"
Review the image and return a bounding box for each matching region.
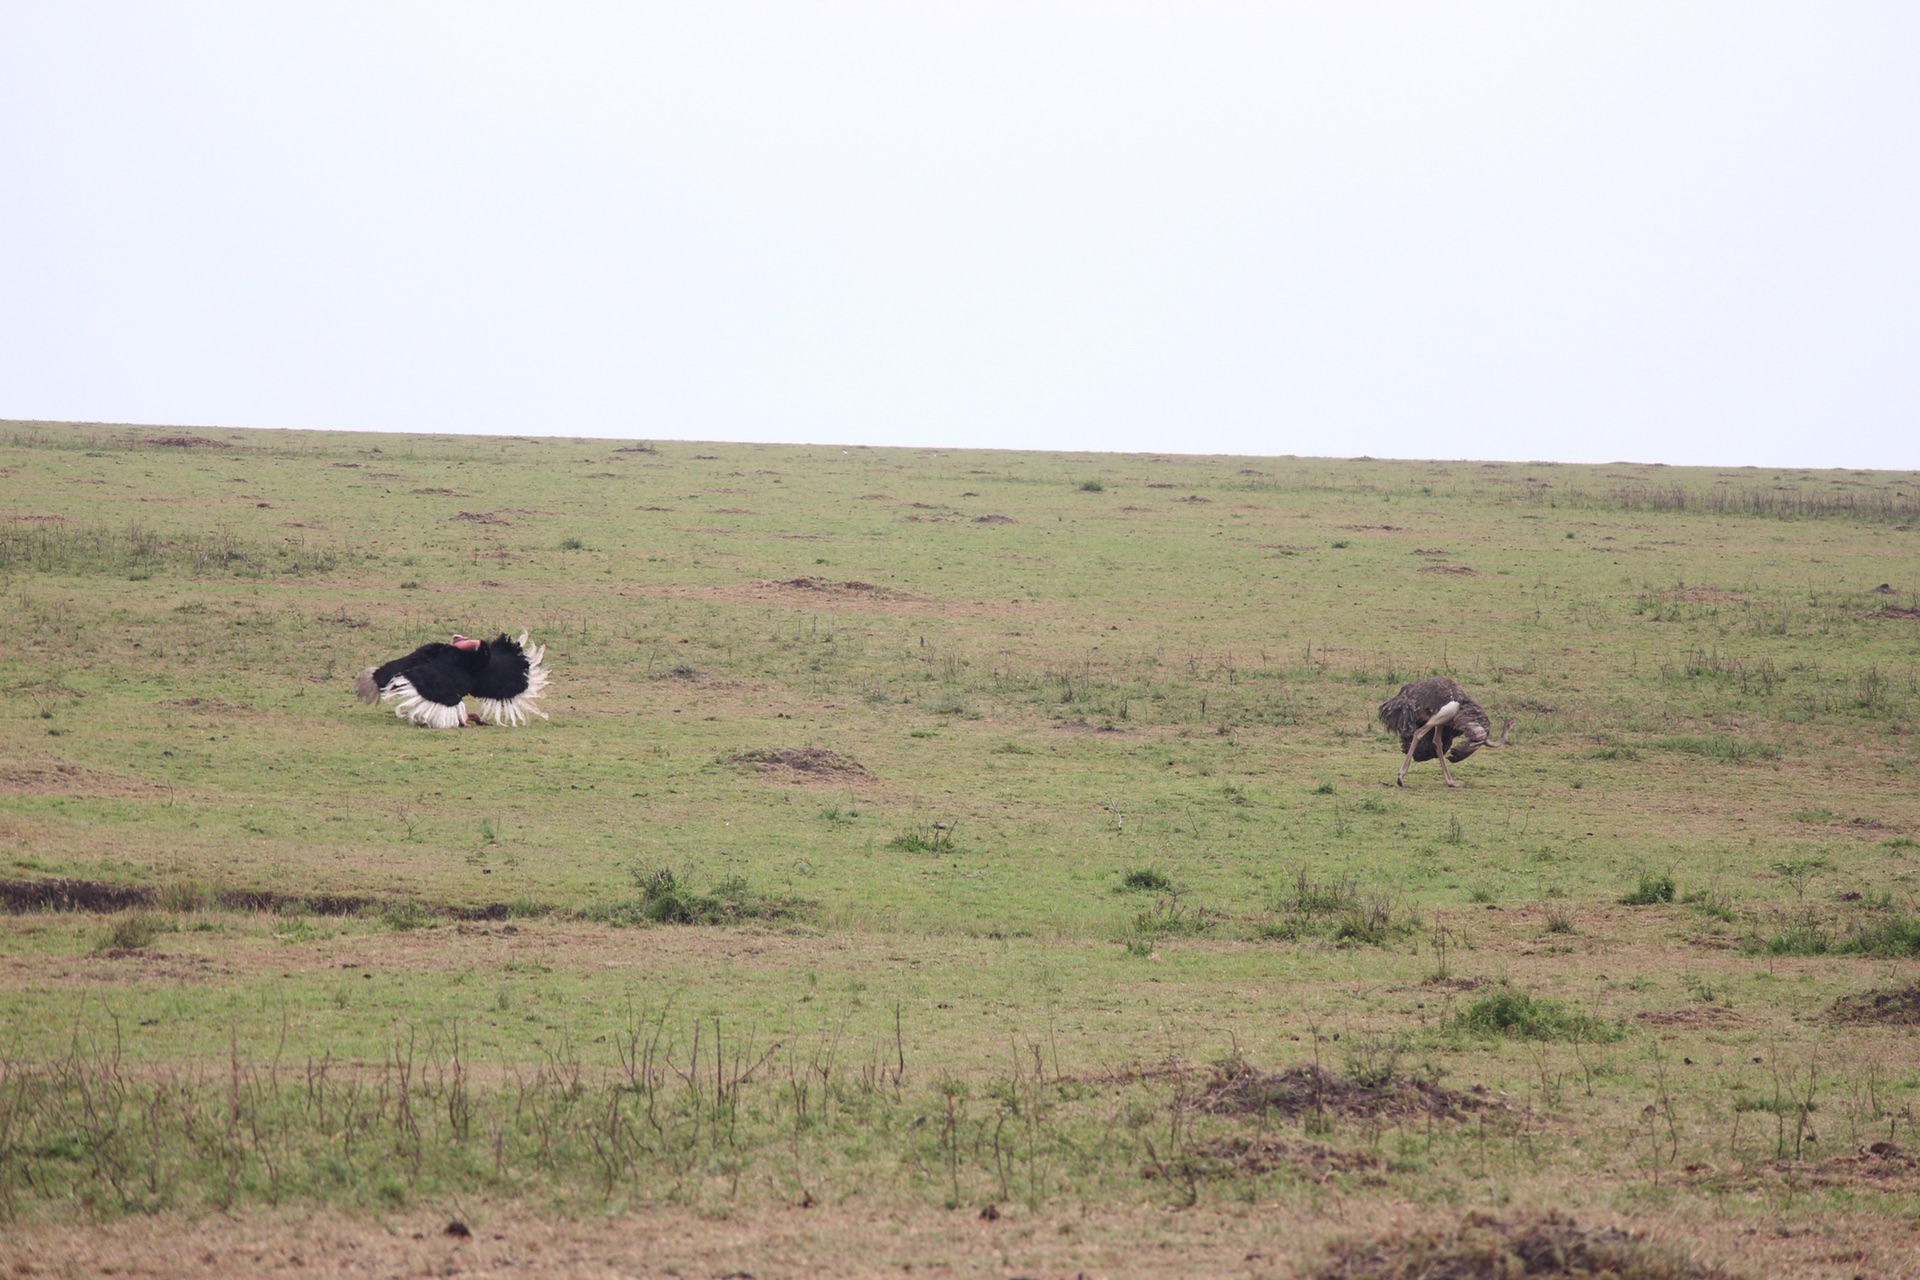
[1196,1061,1497,1122]
[1873,606,1920,620]
[1150,1134,1385,1184]
[1828,982,1920,1025]
[0,762,165,798]
[728,747,875,784]
[455,511,511,524]
[1637,1006,1742,1029]
[1420,564,1480,576]
[1314,1212,1737,1279]
[972,514,1015,524]
[769,576,910,599]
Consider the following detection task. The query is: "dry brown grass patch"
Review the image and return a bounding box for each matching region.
[0,762,165,798]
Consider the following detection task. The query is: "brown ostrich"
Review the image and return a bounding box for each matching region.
[1377,678,1513,787]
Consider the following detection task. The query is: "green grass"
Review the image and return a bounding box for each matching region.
[3,422,1920,1269]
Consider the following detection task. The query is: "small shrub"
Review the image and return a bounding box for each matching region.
[1456,986,1620,1042]
[1621,873,1676,905]
[1543,905,1575,934]
[593,865,805,927]
[95,912,165,953]
[1119,868,1174,893]
[1078,480,1105,492]
[559,536,587,551]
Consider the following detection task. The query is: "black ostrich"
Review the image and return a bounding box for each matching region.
[355,631,550,728]
[1377,678,1512,787]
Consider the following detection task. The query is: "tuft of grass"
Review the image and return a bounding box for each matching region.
[1129,891,1214,938]
[1263,870,1415,947]
[592,866,806,927]
[1455,985,1621,1042]
[1620,873,1676,905]
[1077,480,1105,492]
[887,823,958,855]
[1653,735,1779,765]
[1681,886,1737,923]
[95,912,166,953]
[559,536,588,550]
[382,900,433,931]
[1760,911,1920,958]
[1118,867,1174,893]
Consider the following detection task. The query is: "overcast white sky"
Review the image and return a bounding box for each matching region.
[2,4,1915,467]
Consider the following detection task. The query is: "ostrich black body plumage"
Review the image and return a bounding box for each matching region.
[356,631,550,728]
[1377,678,1512,786]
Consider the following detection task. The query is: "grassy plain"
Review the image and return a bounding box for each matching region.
[2,421,1919,1277]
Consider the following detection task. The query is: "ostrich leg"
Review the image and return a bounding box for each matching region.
[1398,700,1461,787]
[1397,725,1429,786]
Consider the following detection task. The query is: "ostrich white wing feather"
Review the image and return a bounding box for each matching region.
[380,675,470,729]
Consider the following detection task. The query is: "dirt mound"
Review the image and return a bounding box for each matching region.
[1873,606,1920,619]
[1313,1212,1736,1279]
[1828,982,1920,1025]
[729,748,874,783]
[1148,1135,1384,1184]
[1197,1061,1496,1122]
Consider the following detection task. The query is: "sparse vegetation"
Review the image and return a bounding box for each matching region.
[2,426,1917,1274]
